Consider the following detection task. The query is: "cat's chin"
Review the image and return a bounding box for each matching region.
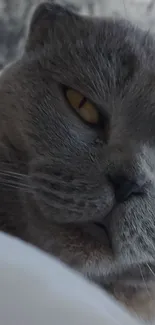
[83,222,111,248]
[99,261,155,321]
[87,223,155,320]
[106,281,155,322]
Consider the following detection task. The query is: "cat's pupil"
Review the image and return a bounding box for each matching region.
[65,88,99,124]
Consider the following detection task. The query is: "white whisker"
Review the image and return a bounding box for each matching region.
[139,265,151,298]
[146,263,155,277]
[0,169,34,193]
[0,170,27,179]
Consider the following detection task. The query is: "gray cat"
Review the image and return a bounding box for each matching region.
[1,2,155,321]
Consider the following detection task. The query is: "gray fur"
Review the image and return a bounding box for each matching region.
[0,0,93,69]
[1,2,155,321]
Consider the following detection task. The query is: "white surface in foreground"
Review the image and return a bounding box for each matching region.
[0,232,142,325]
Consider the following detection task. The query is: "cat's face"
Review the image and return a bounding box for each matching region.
[1,2,155,318]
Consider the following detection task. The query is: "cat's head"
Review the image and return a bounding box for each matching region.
[1,2,155,320]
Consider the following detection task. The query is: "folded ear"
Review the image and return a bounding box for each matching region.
[25,3,67,52]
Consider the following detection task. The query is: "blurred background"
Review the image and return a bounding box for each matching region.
[0,0,155,69]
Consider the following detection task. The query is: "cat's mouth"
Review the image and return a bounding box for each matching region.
[94,222,110,240]
[93,222,112,248]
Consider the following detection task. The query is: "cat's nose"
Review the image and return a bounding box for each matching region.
[108,174,142,202]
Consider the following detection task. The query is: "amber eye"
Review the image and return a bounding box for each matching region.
[65,88,99,124]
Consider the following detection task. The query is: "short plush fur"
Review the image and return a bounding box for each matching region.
[1,2,155,322]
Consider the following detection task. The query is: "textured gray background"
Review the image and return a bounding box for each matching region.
[0,0,155,68]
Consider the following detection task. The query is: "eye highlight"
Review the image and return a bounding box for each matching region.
[65,88,99,124]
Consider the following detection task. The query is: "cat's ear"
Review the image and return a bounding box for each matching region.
[25,3,70,52]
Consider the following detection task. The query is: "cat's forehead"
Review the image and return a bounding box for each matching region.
[25,3,155,108]
[48,13,135,57]
[27,3,155,79]
[28,3,138,55]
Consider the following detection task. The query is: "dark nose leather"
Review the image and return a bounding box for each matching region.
[108,174,142,202]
